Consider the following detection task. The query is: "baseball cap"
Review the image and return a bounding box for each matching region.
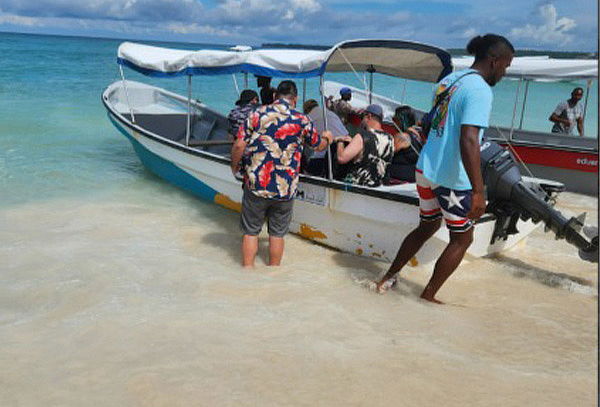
[339,87,352,96]
[364,104,383,119]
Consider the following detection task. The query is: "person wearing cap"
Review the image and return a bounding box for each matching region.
[335,104,394,187]
[326,87,357,124]
[227,89,259,138]
[230,80,334,268]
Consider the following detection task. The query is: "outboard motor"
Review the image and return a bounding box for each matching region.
[480,141,598,263]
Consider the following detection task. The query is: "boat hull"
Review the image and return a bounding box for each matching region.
[106,108,537,268]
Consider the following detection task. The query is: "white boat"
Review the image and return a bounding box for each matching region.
[102,40,595,266]
[324,55,599,195]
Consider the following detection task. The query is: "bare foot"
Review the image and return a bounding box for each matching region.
[419,294,444,304]
[375,277,396,294]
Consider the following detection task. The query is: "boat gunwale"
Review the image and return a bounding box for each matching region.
[102,81,498,224]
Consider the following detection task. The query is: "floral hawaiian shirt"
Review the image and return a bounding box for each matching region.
[237,98,321,200]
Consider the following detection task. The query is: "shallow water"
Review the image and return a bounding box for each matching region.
[1,187,597,406]
[0,32,598,406]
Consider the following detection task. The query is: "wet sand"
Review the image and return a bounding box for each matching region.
[0,190,597,406]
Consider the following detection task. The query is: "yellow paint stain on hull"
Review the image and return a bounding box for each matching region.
[214,193,242,213]
[409,257,418,267]
[299,224,328,240]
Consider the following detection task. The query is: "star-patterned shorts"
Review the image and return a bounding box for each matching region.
[415,170,473,232]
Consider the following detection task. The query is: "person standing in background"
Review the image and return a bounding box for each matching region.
[549,87,585,136]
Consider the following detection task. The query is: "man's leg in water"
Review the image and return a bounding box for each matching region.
[268,236,284,266]
[420,227,474,304]
[376,218,441,292]
[242,235,259,268]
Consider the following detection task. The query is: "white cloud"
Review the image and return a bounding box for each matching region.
[291,0,321,12]
[0,0,205,22]
[0,13,43,26]
[510,3,576,46]
[166,22,231,36]
[461,28,476,39]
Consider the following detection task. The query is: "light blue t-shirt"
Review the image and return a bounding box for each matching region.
[416,69,493,190]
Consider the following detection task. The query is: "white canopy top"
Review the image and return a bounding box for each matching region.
[117,39,453,83]
[452,56,598,80]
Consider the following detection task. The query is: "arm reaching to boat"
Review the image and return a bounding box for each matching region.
[313,130,333,152]
[336,134,362,164]
[230,136,247,176]
[460,125,486,220]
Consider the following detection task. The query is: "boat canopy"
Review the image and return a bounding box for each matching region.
[117,39,452,83]
[452,56,598,81]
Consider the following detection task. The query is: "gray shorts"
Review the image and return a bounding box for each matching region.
[240,188,294,237]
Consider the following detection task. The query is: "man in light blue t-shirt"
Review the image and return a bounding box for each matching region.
[375,34,514,304]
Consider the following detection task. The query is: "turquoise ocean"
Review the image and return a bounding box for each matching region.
[1,31,597,208]
[0,32,597,406]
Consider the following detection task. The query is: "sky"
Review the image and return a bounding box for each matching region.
[0,0,597,51]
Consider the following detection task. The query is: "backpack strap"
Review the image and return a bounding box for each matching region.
[432,70,481,110]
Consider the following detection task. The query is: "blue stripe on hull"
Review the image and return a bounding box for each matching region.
[109,115,218,203]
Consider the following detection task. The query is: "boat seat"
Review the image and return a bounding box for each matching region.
[192,116,218,142]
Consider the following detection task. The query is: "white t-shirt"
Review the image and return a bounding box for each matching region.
[551,100,583,134]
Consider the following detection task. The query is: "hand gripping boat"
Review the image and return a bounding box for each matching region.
[102,39,597,265]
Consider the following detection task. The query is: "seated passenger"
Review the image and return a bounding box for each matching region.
[326,87,358,124]
[227,89,259,138]
[387,106,424,183]
[335,104,395,187]
[302,99,350,177]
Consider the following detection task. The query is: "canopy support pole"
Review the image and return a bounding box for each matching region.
[232,74,240,96]
[320,75,333,181]
[118,65,135,123]
[400,79,407,104]
[186,75,192,146]
[368,68,374,104]
[302,79,307,105]
[508,77,523,141]
[582,79,591,129]
[518,79,530,130]
[337,48,368,92]
[244,73,248,89]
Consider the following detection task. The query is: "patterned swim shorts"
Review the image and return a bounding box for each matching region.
[415,169,473,232]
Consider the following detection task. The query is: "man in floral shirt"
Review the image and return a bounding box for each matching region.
[230,80,333,267]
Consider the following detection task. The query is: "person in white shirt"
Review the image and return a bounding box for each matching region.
[549,87,585,136]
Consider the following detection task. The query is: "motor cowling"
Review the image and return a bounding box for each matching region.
[480,141,598,263]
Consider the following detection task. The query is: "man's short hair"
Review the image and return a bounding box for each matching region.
[303,99,319,114]
[572,87,584,95]
[276,80,298,98]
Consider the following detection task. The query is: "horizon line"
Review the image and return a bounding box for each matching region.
[1,30,598,54]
